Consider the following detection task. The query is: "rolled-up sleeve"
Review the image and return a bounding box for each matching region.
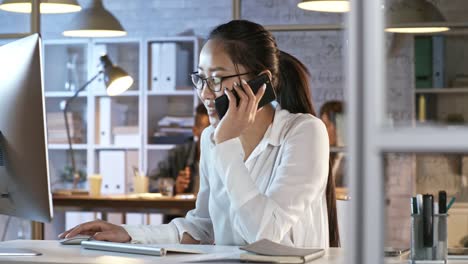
[213,117,329,244]
[171,147,214,244]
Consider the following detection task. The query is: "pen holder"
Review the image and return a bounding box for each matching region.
[410,214,448,263]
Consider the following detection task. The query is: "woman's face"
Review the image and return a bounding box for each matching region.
[196,39,250,127]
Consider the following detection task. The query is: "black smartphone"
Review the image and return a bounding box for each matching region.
[214,73,276,119]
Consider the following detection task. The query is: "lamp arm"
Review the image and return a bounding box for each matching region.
[63,70,103,189]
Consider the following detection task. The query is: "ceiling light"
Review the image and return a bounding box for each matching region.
[0,0,81,14]
[385,0,449,33]
[63,0,126,38]
[297,0,349,13]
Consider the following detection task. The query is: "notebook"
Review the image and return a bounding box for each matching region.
[239,239,325,263]
[81,240,204,256]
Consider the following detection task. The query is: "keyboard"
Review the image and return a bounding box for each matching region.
[81,240,203,256]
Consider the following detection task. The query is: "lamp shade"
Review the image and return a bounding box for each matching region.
[100,55,133,96]
[297,0,349,13]
[0,0,81,13]
[385,0,449,33]
[63,0,126,37]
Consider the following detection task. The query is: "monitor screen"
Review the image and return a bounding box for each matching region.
[0,34,53,223]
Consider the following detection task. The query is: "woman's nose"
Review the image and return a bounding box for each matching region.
[199,82,214,100]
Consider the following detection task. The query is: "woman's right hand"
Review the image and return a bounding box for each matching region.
[58,219,132,243]
[175,166,191,194]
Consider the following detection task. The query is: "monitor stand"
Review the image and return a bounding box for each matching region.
[0,248,41,256]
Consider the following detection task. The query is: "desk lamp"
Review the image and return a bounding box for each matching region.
[62,54,133,193]
[0,0,81,13]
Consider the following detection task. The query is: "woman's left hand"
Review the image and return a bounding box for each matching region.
[214,79,266,144]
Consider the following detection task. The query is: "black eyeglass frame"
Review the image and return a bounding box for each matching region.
[190,72,252,92]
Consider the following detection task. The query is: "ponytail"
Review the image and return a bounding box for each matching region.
[277,51,340,247]
[277,50,316,116]
[278,50,340,247]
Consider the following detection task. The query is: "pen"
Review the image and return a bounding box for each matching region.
[422,194,433,248]
[447,197,456,211]
[416,194,423,215]
[411,197,418,214]
[438,191,447,214]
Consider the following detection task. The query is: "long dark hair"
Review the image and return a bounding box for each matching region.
[208,20,340,247]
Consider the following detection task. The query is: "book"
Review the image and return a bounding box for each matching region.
[239,239,325,263]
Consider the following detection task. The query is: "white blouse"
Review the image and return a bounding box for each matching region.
[123,105,330,248]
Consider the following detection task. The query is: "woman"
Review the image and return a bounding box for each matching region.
[320,100,346,187]
[59,20,339,248]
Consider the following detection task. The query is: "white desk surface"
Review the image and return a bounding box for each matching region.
[0,240,344,264]
[0,240,466,264]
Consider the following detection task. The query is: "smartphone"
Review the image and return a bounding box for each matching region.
[214,73,276,120]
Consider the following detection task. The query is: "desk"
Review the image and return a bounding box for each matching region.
[1,240,468,264]
[32,194,197,240]
[52,194,196,216]
[0,240,344,264]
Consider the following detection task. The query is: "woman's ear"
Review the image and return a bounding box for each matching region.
[258,70,272,81]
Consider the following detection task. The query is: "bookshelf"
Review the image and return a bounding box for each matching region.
[42,36,200,195]
[143,36,200,177]
[414,35,468,126]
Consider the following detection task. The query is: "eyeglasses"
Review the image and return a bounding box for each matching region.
[190,72,252,92]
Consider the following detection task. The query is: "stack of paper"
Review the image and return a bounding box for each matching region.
[46,112,84,144]
[151,115,193,144]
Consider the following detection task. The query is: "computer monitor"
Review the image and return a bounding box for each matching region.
[0,34,53,255]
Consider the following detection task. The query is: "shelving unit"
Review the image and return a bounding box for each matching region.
[142,36,200,175]
[413,35,468,126]
[42,36,200,194]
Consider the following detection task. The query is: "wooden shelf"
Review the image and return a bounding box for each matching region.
[48,144,88,150]
[93,90,140,97]
[44,91,87,98]
[93,145,140,150]
[415,88,468,94]
[147,90,194,96]
[146,144,176,150]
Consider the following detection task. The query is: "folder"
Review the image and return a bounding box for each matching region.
[160,43,177,92]
[432,35,445,88]
[99,150,126,194]
[415,36,433,89]
[151,43,162,91]
[98,97,112,145]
